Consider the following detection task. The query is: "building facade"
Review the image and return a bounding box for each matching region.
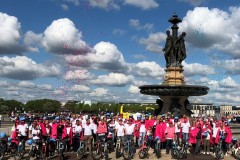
[191,103,215,116]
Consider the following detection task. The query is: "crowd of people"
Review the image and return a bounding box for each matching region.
[2,112,236,159]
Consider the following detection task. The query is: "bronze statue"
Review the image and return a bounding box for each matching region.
[175,32,186,66]
[162,14,187,68]
[162,30,173,67]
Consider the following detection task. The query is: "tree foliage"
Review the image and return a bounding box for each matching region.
[24,99,61,113]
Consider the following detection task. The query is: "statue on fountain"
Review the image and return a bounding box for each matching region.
[163,30,187,67]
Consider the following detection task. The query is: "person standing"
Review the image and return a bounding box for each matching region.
[181,117,190,143]
[202,123,211,154]
[194,123,202,155]
[165,121,175,154]
[83,119,93,152]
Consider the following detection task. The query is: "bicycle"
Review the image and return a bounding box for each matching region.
[56,138,64,160]
[171,140,179,159]
[115,137,124,159]
[138,137,149,159]
[26,139,44,160]
[178,141,188,159]
[76,140,86,160]
[92,134,108,160]
[41,136,49,159]
[154,137,161,159]
[14,137,26,160]
[122,136,135,160]
[215,138,224,160]
[48,138,57,158]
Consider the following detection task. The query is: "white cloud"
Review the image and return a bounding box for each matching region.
[179,7,240,58]
[24,31,43,52]
[182,61,215,76]
[89,0,120,10]
[139,32,166,53]
[0,80,9,87]
[112,29,126,36]
[129,19,153,31]
[90,73,133,87]
[89,88,109,97]
[89,41,128,72]
[0,56,61,80]
[63,0,80,6]
[218,59,240,75]
[61,4,69,11]
[178,0,205,6]
[129,61,165,78]
[124,0,159,10]
[64,69,94,80]
[42,18,92,55]
[0,12,36,54]
[127,85,140,94]
[219,77,240,88]
[18,81,35,88]
[71,85,90,92]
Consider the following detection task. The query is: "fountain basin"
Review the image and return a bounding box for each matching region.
[139,85,209,96]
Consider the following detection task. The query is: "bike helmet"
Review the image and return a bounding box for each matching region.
[145,114,149,117]
[8,137,12,142]
[49,138,56,142]
[106,113,110,116]
[26,139,33,145]
[54,117,59,122]
[174,116,178,119]
[19,117,25,121]
[0,132,6,138]
[155,136,160,141]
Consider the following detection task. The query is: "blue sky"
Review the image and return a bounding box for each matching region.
[0,0,240,106]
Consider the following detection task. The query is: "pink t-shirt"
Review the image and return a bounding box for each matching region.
[165,126,175,139]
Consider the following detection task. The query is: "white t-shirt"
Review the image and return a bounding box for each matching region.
[66,126,71,135]
[124,124,135,135]
[17,124,29,136]
[139,124,146,133]
[175,122,181,133]
[92,123,97,134]
[32,128,41,140]
[83,123,93,136]
[73,125,82,134]
[71,118,77,126]
[181,122,190,133]
[212,126,218,138]
[116,124,125,137]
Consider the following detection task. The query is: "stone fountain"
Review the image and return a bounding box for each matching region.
[139,14,209,117]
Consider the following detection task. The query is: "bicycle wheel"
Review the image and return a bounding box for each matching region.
[115,145,122,159]
[155,143,161,159]
[171,148,178,159]
[76,147,84,160]
[122,147,133,160]
[91,144,101,160]
[138,148,148,159]
[0,148,4,160]
[10,143,17,154]
[26,149,34,160]
[104,150,108,160]
[14,150,25,160]
[215,148,224,160]
[236,150,240,160]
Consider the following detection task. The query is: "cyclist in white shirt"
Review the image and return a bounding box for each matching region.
[115,119,125,140]
[16,117,29,150]
[124,120,135,135]
[72,120,82,151]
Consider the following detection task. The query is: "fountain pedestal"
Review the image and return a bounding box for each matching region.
[163,67,185,85]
